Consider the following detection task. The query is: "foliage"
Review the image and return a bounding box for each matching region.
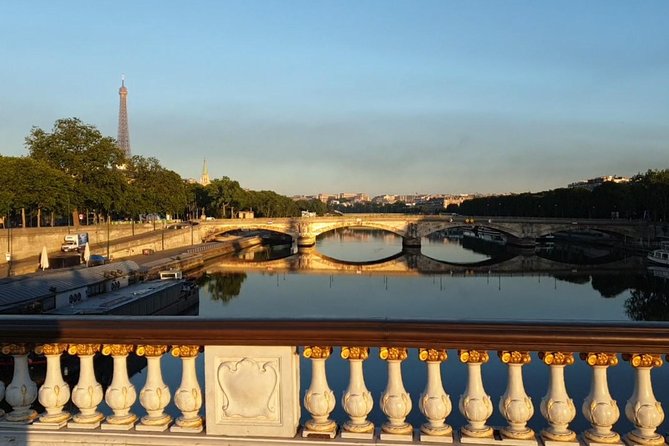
[203,272,247,302]
[453,169,669,221]
[0,156,74,226]
[25,117,127,216]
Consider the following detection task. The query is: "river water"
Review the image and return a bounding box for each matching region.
[160,229,669,433]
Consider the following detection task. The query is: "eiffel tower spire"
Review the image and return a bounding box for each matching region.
[117,75,131,157]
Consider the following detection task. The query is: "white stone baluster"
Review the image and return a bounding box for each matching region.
[623,354,664,446]
[0,343,38,424]
[0,374,4,419]
[458,350,493,441]
[101,344,137,430]
[302,346,336,438]
[379,347,413,441]
[68,344,104,428]
[581,352,621,445]
[34,344,71,429]
[419,348,453,443]
[539,352,577,444]
[170,345,203,433]
[498,351,536,442]
[136,344,172,431]
[340,346,374,439]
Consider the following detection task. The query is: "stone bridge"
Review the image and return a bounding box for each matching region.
[200,214,652,247]
[208,247,644,276]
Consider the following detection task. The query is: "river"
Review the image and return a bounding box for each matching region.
[151,229,669,433]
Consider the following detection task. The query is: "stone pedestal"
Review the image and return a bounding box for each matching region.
[205,345,300,437]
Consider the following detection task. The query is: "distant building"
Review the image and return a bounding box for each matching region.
[199,159,211,186]
[568,175,630,191]
[238,211,254,219]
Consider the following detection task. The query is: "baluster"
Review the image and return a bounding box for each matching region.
[340,346,374,439]
[33,344,71,429]
[136,344,172,431]
[170,345,203,433]
[68,343,104,428]
[581,352,621,445]
[302,346,336,438]
[379,347,413,441]
[623,354,664,446]
[0,372,4,419]
[458,350,493,441]
[0,343,38,424]
[539,352,577,444]
[498,351,536,442]
[101,344,137,430]
[419,348,453,443]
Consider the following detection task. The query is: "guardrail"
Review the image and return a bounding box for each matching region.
[0,317,668,445]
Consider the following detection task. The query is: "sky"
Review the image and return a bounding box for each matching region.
[0,1,667,197]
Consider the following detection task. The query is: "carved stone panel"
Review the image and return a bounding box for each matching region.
[204,346,300,437]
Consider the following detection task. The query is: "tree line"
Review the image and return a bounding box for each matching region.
[452,170,669,221]
[0,118,325,227]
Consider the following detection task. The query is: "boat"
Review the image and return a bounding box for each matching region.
[647,242,669,266]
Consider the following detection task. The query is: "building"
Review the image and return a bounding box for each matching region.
[117,75,131,157]
[568,175,630,191]
[199,159,211,186]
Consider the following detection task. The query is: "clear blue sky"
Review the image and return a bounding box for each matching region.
[1,1,667,196]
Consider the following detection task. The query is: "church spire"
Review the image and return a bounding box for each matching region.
[199,158,211,186]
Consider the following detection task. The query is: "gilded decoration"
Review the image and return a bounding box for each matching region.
[101,344,135,356]
[171,345,201,358]
[623,353,663,368]
[303,346,332,359]
[498,351,531,365]
[419,348,447,362]
[459,349,489,364]
[341,346,369,360]
[35,343,68,356]
[539,351,574,366]
[136,344,169,357]
[580,352,618,367]
[67,344,101,356]
[379,347,408,361]
[1,343,30,355]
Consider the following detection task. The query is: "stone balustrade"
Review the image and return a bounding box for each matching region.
[0,316,668,445]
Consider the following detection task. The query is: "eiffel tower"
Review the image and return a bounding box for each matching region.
[117,75,131,157]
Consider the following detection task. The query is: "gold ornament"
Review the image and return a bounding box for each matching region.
[498,351,531,365]
[341,346,369,360]
[623,353,663,368]
[171,345,201,358]
[1,343,30,355]
[303,346,332,359]
[580,352,618,367]
[539,351,574,366]
[35,343,68,356]
[101,344,135,356]
[136,345,169,357]
[67,344,101,356]
[459,349,489,364]
[379,347,408,361]
[419,348,447,362]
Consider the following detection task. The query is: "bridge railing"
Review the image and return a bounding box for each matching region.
[1,316,669,445]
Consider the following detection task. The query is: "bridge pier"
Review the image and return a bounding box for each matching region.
[402,237,421,249]
[297,235,316,248]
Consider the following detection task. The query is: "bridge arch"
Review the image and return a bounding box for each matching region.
[310,221,406,239]
[203,224,298,242]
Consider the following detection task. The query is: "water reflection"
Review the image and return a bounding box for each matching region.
[199,229,669,322]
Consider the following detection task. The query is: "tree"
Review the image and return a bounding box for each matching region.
[0,156,74,227]
[124,156,187,219]
[26,117,127,220]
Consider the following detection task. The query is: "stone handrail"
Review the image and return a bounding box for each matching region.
[0,317,668,445]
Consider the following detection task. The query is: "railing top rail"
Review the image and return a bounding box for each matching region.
[1,316,669,353]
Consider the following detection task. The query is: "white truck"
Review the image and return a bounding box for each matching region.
[61,232,89,253]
